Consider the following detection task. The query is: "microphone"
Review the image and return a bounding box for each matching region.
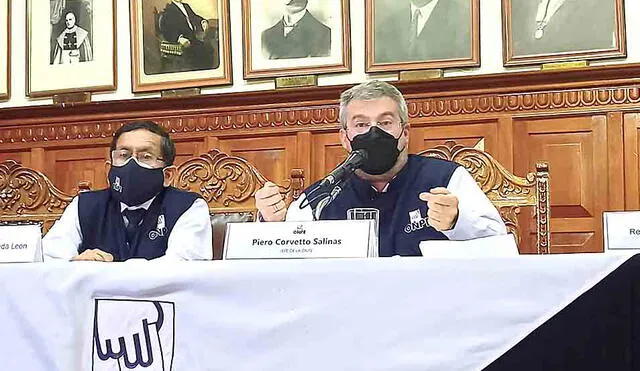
[318,149,368,189]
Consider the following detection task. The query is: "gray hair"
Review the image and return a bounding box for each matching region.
[338,80,409,129]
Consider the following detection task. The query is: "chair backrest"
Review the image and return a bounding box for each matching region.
[418,141,550,254]
[173,149,304,259]
[0,160,79,233]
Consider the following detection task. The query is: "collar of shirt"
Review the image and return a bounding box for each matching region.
[410,0,440,37]
[120,196,156,213]
[350,159,412,198]
[535,0,566,24]
[283,9,307,36]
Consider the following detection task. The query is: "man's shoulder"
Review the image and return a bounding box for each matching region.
[163,3,181,16]
[164,187,203,203]
[408,155,460,172]
[409,154,458,165]
[78,188,110,200]
[262,19,284,36]
[301,11,330,32]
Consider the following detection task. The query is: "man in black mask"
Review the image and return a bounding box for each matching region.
[43,121,212,262]
[255,80,505,257]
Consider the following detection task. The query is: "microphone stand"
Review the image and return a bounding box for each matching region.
[313,180,347,221]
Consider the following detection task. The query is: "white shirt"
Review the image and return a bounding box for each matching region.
[285,166,507,241]
[283,9,307,37]
[410,0,440,37]
[172,1,194,30]
[43,195,213,261]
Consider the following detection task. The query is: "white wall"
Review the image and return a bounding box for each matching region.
[2,0,640,109]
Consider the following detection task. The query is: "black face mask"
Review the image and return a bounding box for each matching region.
[108,158,166,206]
[349,126,403,175]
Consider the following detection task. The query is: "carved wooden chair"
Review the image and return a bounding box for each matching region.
[173,149,304,259]
[0,150,304,260]
[418,141,550,254]
[0,160,86,233]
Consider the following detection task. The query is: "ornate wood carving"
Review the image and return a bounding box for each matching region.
[4,64,640,145]
[0,160,74,233]
[173,149,303,213]
[419,141,551,254]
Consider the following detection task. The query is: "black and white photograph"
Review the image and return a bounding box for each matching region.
[365,0,480,73]
[49,0,93,65]
[27,0,116,97]
[261,0,331,60]
[131,0,232,92]
[243,0,351,79]
[0,0,9,101]
[502,0,626,66]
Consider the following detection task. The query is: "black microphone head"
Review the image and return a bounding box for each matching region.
[348,149,368,168]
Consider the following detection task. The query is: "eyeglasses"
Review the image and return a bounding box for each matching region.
[348,120,403,135]
[111,149,165,167]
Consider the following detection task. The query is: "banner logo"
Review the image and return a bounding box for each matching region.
[92,299,175,370]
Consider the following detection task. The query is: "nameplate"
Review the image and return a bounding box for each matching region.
[275,75,318,89]
[160,87,201,98]
[604,211,640,250]
[541,60,589,71]
[52,92,92,106]
[223,220,375,260]
[399,69,443,81]
[0,225,43,263]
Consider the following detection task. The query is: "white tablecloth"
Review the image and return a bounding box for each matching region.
[0,254,632,371]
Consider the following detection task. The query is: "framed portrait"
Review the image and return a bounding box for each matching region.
[365,0,480,74]
[26,0,117,98]
[130,0,232,92]
[502,0,626,66]
[242,0,351,79]
[0,0,9,101]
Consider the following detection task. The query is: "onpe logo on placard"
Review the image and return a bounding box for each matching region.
[293,224,306,235]
[92,299,175,370]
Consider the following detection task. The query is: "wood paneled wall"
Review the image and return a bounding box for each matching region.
[3,64,640,253]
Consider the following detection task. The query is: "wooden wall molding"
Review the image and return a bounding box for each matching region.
[4,86,640,146]
[1,63,640,122]
[0,107,341,145]
[408,85,640,118]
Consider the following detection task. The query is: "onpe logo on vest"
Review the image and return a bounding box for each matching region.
[112,176,123,193]
[404,209,429,234]
[93,299,175,370]
[149,215,167,240]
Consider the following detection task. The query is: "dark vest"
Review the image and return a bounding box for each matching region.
[78,187,201,261]
[307,155,459,257]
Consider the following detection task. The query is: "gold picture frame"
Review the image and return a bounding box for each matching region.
[26,0,117,98]
[502,0,626,66]
[130,0,232,93]
[0,0,9,101]
[242,0,351,79]
[365,0,480,74]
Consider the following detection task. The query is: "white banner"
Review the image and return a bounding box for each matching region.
[0,254,633,371]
